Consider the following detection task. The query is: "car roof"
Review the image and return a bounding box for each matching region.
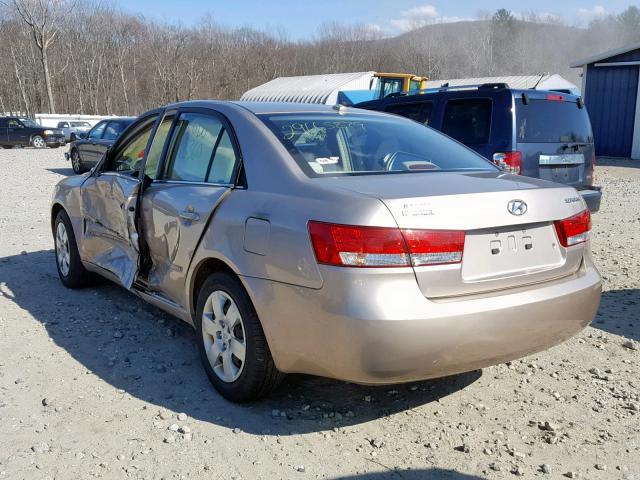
[358,87,582,108]
[160,99,389,117]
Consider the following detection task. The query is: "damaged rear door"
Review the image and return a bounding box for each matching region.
[80,114,159,288]
[138,109,242,306]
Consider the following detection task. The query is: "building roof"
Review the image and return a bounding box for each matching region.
[240,72,375,104]
[570,42,640,67]
[423,74,578,92]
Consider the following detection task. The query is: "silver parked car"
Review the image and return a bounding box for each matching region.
[51,101,601,401]
[56,120,92,142]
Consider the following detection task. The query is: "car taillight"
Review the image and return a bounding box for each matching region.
[308,221,465,268]
[554,209,591,247]
[402,229,465,266]
[493,151,522,174]
[546,94,564,102]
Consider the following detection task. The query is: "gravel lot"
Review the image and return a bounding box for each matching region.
[0,149,638,480]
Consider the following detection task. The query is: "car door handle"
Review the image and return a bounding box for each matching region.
[179,211,200,222]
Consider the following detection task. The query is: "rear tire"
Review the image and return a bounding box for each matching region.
[54,210,93,288]
[1,145,12,149]
[71,149,85,174]
[32,136,46,148]
[195,272,284,402]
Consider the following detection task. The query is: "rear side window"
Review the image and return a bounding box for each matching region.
[164,112,238,184]
[516,99,593,143]
[0,119,7,128]
[442,98,492,145]
[386,102,434,125]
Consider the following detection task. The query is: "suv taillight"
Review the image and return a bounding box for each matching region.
[493,151,522,174]
[308,221,465,268]
[554,209,591,247]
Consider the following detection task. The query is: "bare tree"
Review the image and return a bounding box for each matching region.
[4,0,71,113]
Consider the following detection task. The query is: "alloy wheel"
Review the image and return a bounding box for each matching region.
[32,136,46,148]
[201,290,246,383]
[55,221,71,277]
[72,151,81,172]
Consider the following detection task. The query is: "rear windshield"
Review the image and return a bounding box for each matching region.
[259,113,495,178]
[71,121,91,127]
[516,99,593,143]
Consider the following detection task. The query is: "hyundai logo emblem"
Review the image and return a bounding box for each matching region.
[507,199,528,216]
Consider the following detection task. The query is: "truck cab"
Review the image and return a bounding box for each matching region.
[373,73,429,99]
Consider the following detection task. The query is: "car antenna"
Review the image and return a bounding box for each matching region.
[532,73,547,90]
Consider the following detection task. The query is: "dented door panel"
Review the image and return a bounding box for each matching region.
[140,181,230,307]
[81,172,141,288]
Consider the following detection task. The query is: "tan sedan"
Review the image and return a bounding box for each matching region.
[51,101,601,401]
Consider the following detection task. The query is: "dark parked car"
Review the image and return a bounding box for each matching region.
[0,116,65,149]
[356,84,602,212]
[66,117,135,173]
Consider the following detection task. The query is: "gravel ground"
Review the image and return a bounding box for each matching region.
[0,149,638,480]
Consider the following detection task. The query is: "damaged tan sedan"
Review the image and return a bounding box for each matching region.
[51,101,602,401]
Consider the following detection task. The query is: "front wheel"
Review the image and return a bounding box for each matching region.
[195,272,284,402]
[32,136,46,148]
[54,210,93,288]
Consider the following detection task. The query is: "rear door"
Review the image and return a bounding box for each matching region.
[515,96,594,188]
[139,108,241,305]
[385,101,435,126]
[440,97,494,159]
[80,114,158,288]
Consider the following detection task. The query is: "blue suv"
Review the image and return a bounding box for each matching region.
[356,83,601,212]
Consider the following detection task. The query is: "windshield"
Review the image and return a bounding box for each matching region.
[516,99,593,143]
[259,113,496,178]
[19,118,40,128]
[71,121,91,127]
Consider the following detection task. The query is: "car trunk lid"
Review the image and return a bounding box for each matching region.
[320,171,587,298]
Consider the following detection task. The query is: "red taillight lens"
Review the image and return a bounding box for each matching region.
[554,209,591,247]
[402,229,465,266]
[493,151,522,174]
[308,221,465,268]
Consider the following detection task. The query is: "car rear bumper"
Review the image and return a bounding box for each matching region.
[579,186,602,213]
[242,258,601,384]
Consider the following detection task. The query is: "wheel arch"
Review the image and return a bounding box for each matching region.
[51,202,66,233]
[189,256,241,319]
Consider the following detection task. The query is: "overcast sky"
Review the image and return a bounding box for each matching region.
[116,1,637,38]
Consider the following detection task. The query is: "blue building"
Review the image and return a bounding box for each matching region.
[571,42,640,160]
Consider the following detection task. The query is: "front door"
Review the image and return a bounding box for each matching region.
[80,115,158,288]
[139,110,240,305]
[7,119,28,146]
[0,119,8,144]
[81,121,107,167]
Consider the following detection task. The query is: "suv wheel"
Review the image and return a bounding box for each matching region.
[54,210,93,288]
[195,272,284,402]
[32,136,46,148]
[71,149,85,174]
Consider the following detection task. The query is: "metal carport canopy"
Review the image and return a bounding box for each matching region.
[241,72,376,105]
